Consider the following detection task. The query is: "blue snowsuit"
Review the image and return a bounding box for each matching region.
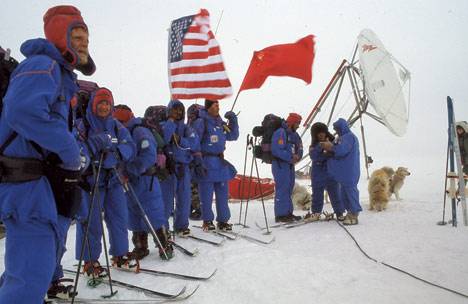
[271,126,303,217]
[192,109,239,223]
[125,117,166,232]
[0,39,83,304]
[309,143,344,214]
[160,100,198,231]
[327,118,362,214]
[75,96,136,261]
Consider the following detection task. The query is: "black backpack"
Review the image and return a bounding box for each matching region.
[0,47,19,114]
[252,114,284,164]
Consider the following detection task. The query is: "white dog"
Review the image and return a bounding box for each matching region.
[292,183,311,211]
[390,167,411,200]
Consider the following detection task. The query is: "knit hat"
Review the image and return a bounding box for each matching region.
[43,5,95,75]
[91,88,114,117]
[204,99,218,110]
[286,112,302,126]
[113,104,134,124]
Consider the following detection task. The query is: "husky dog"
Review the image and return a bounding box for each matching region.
[390,167,411,200]
[368,167,393,211]
[292,183,311,211]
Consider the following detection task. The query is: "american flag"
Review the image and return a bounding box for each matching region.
[168,9,232,100]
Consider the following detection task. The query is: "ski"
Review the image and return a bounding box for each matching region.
[255,221,283,231]
[188,234,225,246]
[192,225,237,240]
[63,269,187,299]
[137,267,217,281]
[225,229,275,245]
[47,286,199,303]
[170,241,199,257]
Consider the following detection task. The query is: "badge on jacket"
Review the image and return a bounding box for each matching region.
[210,135,218,143]
[278,138,284,145]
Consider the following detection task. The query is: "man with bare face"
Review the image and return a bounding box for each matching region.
[0,5,95,303]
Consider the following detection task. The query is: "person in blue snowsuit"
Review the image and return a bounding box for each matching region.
[271,113,303,223]
[160,100,199,236]
[113,105,174,260]
[0,5,96,303]
[305,122,345,222]
[192,99,239,231]
[321,118,361,225]
[74,87,139,276]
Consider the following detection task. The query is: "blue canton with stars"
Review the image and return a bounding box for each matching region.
[169,15,195,63]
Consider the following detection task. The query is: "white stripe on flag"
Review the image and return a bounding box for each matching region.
[184,32,208,40]
[170,71,229,82]
[170,55,224,69]
[183,41,219,53]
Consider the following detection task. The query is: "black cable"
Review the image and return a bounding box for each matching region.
[336,220,468,299]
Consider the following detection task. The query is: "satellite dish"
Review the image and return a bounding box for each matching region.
[358,29,410,137]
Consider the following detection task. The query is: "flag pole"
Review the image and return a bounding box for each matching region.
[230,89,242,112]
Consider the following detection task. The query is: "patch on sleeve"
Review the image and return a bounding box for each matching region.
[210,135,218,143]
[140,139,150,149]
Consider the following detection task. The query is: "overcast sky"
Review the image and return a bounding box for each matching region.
[2,0,468,177]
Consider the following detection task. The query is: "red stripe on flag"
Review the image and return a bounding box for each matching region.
[171,63,227,76]
[171,79,232,89]
[183,39,207,46]
[172,93,230,100]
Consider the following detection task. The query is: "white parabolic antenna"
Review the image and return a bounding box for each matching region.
[358,29,410,137]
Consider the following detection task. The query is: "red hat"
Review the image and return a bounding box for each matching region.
[286,113,302,126]
[91,88,114,117]
[43,5,95,74]
[113,105,134,124]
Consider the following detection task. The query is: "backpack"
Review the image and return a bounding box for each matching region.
[252,114,284,164]
[0,47,19,114]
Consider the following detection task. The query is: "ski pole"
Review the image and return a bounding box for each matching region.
[72,153,117,303]
[237,134,250,225]
[252,153,270,234]
[111,165,169,260]
[243,136,256,227]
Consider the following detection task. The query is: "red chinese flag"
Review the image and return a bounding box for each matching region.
[239,35,315,92]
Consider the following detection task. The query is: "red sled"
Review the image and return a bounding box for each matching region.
[228,174,275,200]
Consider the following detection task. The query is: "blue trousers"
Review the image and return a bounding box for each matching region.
[340,183,362,214]
[312,178,345,214]
[75,184,129,261]
[160,164,191,230]
[198,181,230,223]
[128,175,166,232]
[52,215,71,282]
[272,160,295,217]
[0,218,57,304]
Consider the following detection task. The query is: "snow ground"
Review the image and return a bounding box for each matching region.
[1,161,468,304]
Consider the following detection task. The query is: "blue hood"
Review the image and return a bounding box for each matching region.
[167,99,185,121]
[126,117,143,130]
[333,118,350,136]
[85,89,114,132]
[20,38,71,71]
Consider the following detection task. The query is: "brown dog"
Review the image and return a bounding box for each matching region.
[390,167,411,200]
[368,167,393,211]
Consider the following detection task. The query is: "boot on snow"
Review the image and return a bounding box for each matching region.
[111,252,140,272]
[155,227,174,261]
[131,231,150,260]
[83,260,108,278]
[47,278,77,299]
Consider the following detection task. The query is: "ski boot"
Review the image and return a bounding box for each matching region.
[336,213,346,221]
[304,212,321,222]
[156,227,174,260]
[217,221,233,231]
[202,220,216,231]
[175,227,191,237]
[131,231,150,260]
[83,260,108,278]
[189,208,202,220]
[47,278,77,300]
[111,252,140,272]
[343,213,359,225]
